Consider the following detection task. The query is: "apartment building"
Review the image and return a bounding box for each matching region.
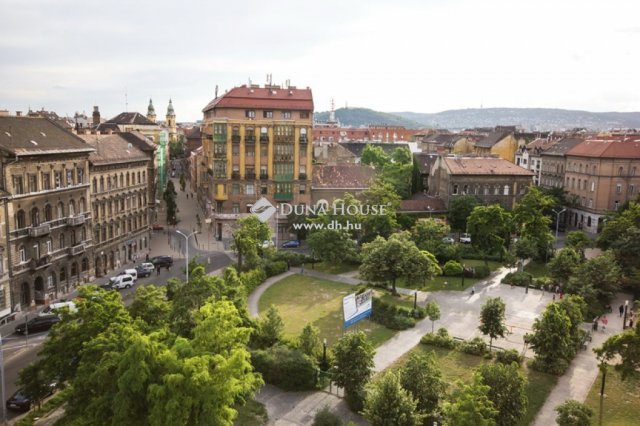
[79,133,153,277]
[539,137,584,189]
[0,116,94,309]
[201,83,313,239]
[564,136,640,233]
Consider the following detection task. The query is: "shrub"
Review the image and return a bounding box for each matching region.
[265,260,288,277]
[472,265,491,278]
[239,268,267,292]
[421,327,458,349]
[371,298,417,330]
[251,345,318,390]
[501,271,532,287]
[273,251,314,267]
[496,349,523,365]
[459,336,487,356]
[312,405,343,426]
[435,244,461,264]
[443,260,463,277]
[529,358,569,376]
[534,276,553,289]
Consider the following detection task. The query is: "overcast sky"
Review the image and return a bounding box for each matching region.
[1,0,639,122]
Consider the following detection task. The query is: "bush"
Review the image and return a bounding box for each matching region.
[239,268,267,292]
[273,251,314,267]
[265,260,288,277]
[496,349,523,365]
[421,327,458,349]
[472,265,491,278]
[312,405,343,426]
[534,276,553,290]
[435,244,461,264]
[371,298,417,330]
[529,358,569,376]
[459,337,487,356]
[443,260,463,277]
[251,345,318,390]
[501,271,532,287]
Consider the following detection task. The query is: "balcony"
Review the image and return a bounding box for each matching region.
[299,137,308,144]
[298,173,307,180]
[214,188,228,201]
[231,134,241,143]
[274,136,294,144]
[260,135,269,143]
[245,136,256,143]
[68,244,85,256]
[274,192,293,201]
[29,224,51,237]
[274,155,293,162]
[30,255,52,271]
[245,172,256,180]
[213,134,227,143]
[231,171,240,180]
[260,173,269,180]
[67,215,85,226]
[274,174,294,182]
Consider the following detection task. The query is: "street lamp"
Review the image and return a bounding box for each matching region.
[175,229,198,283]
[322,338,327,370]
[623,300,629,329]
[552,208,567,243]
[461,263,466,288]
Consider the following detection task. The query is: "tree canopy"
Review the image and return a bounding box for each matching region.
[467,204,512,264]
[230,215,271,271]
[331,331,375,411]
[476,362,528,426]
[478,297,508,351]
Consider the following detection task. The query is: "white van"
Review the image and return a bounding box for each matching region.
[39,301,77,317]
[117,268,138,281]
[109,274,135,290]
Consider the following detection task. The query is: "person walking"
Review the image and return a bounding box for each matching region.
[619,304,625,317]
[629,318,634,328]
[156,266,161,276]
[470,286,475,296]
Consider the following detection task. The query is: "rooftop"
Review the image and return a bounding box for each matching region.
[312,164,376,189]
[566,136,640,159]
[474,130,513,148]
[78,133,149,165]
[0,116,94,156]
[541,137,585,157]
[444,157,535,176]
[202,84,314,112]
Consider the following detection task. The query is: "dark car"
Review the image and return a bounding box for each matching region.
[6,385,55,412]
[14,315,60,335]
[99,282,115,291]
[135,262,155,278]
[150,255,173,268]
[281,240,301,248]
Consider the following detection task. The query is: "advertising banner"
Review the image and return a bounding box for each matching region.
[343,289,373,328]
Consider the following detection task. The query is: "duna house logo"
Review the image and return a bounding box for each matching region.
[250,197,277,222]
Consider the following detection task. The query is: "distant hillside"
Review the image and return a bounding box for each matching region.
[314,108,422,128]
[393,108,640,131]
[314,107,640,130]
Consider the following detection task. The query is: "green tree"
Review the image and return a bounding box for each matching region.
[594,307,640,380]
[479,297,508,351]
[525,303,573,374]
[513,187,554,259]
[399,351,446,416]
[448,195,479,234]
[128,285,171,331]
[307,228,359,264]
[476,362,528,426]
[360,181,401,241]
[556,295,587,356]
[565,231,592,258]
[18,363,52,410]
[566,251,621,313]
[163,180,178,225]
[312,405,343,426]
[360,232,441,294]
[513,236,538,261]
[442,379,498,426]
[298,323,322,360]
[361,144,390,169]
[252,305,284,349]
[412,218,450,253]
[548,247,582,286]
[597,202,640,288]
[425,301,441,333]
[363,371,423,426]
[555,400,594,426]
[231,215,271,271]
[332,331,375,411]
[467,204,512,265]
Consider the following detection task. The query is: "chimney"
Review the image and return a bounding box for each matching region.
[16,111,22,117]
[92,106,100,126]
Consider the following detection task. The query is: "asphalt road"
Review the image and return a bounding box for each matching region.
[0,248,232,421]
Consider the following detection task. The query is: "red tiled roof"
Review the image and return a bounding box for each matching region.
[312,164,376,189]
[399,194,446,212]
[202,85,313,112]
[444,157,535,176]
[566,137,640,159]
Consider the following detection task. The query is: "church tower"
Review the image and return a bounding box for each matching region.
[147,98,156,123]
[166,99,176,142]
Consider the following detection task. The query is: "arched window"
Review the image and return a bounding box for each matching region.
[16,210,26,229]
[68,200,76,217]
[60,268,67,283]
[137,172,141,184]
[30,207,39,226]
[632,167,637,177]
[81,258,89,272]
[59,233,65,249]
[120,173,124,187]
[81,227,86,241]
[44,204,52,222]
[142,171,146,181]
[57,202,65,218]
[99,176,104,192]
[593,165,596,174]
[71,262,77,277]
[79,197,86,213]
[92,177,97,192]
[619,167,624,176]
[94,225,100,243]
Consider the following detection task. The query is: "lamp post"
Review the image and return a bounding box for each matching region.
[623,300,629,329]
[322,338,327,370]
[552,208,567,245]
[461,263,466,288]
[176,229,198,283]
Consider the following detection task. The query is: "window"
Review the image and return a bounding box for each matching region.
[619,167,624,176]
[452,184,458,195]
[232,184,240,195]
[0,255,3,275]
[46,239,52,254]
[632,167,637,177]
[31,208,39,226]
[462,184,468,194]
[33,244,39,260]
[57,202,64,218]
[246,184,255,195]
[591,181,595,192]
[246,145,255,157]
[13,175,23,194]
[28,175,37,193]
[232,144,240,155]
[66,169,74,186]
[484,185,489,195]
[260,144,268,156]
[245,110,256,119]
[281,111,291,119]
[614,201,620,210]
[261,184,268,195]
[19,246,26,263]
[232,203,240,214]
[494,186,499,195]
[43,173,51,190]
[300,112,309,119]
[44,204,52,222]
[263,111,273,118]
[299,184,306,194]
[59,234,65,249]
[588,199,593,208]
[16,210,25,229]
[630,184,635,194]
[616,184,622,194]
[77,168,84,184]
[503,185,510,195]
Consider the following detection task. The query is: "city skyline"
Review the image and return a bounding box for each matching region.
[1,0,640,121]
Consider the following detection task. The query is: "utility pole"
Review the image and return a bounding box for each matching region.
[176,229,198,283]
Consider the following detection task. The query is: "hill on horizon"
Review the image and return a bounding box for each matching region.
[314,107,640,130]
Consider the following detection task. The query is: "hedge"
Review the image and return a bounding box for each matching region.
[458,336,488,356]
[501,271,533,287]
[370,298,424,330]
[251,345,318,390]
[240,268,267,292]
[420,327,458,349]
[472,264,491,278]
[265,260,288,277]
[496,349,523,365]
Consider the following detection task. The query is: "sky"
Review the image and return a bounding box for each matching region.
[1,0,639,122]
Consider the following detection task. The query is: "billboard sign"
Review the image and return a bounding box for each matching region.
[343,290,373,328]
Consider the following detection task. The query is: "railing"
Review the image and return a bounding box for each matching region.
[231,172,240,180]
[231,135,241,143]
[274,155,293,162]
[259,135,269,143]
[274,174,294,182]
[260,173,269,180]
[299,137,308,144]
[213,134,227,143]
[274,192,293,201]
[245,173,256,180]
[245,136,256,143]
[274,136,294,144]
[30,255,52,271]
[68,244,85,256]
[67,215,85,226]
[298,173,307,180]
[29,224,51,237]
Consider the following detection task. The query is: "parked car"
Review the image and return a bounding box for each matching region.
[99,282,115,291]
[151,223,164,231]
[15,315,60,335]
[150,255,173,269]
[39,301,76,317]
[459,233,472,244]
[109,274,135,290]
[281,240,301,248]
[6,384,56,412]
[135,262,155,278]
[117,268,138,281]
[261,240,274,249]
[442,236,455,244]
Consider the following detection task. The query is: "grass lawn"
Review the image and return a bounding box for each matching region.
[390,344,557,426]
[234,398,268,426]
[398,259,503,291]
[585,370,640,425]
[303,261,358,275]
[524,260,550,278]
[258,274,395,346]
